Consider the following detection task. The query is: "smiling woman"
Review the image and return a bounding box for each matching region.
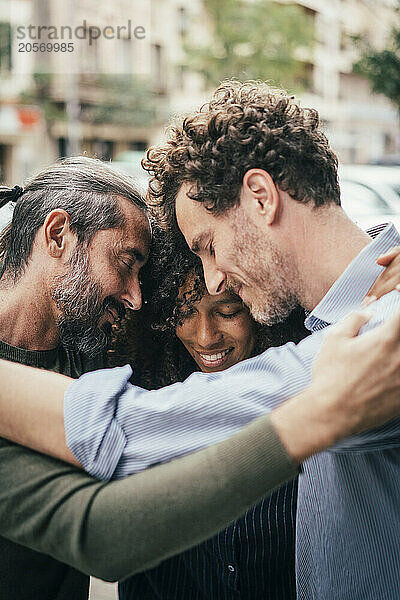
[111,226,310,600]
[112,226,309,388]
[175,276,256,372]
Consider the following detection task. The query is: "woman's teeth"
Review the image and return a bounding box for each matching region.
[198,348,232,363]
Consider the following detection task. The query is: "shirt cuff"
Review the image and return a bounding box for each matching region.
[64,365,132,480]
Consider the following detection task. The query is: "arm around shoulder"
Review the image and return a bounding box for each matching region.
[0,413,297,581]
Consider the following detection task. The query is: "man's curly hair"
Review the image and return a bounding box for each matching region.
[143,80,341,229]
[111,227,309,389]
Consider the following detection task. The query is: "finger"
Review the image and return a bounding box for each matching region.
[383,307,400,340]
[361,295,376,308]
[362,307,400,345]
[368,275,399,299]
[376,246,400,266]
[357,309,400,368]
[330,310,373,339]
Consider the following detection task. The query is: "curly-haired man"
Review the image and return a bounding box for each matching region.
[139,81,400,599]
[65,81,398,599]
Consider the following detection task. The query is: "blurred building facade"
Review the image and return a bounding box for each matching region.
[291,0,400,163]
[0,0,399,184]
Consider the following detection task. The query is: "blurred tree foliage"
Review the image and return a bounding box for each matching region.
[20,73,66,124]
[353,26,400,114]
[22,73,157,127]
[185,0,314,89]
[81,75,156,126]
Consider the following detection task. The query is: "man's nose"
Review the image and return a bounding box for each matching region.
[203,264,226,296]
[121,274,142,311]
[197,315,223,349]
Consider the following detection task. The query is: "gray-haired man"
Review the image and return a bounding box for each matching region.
[0,156,150,599]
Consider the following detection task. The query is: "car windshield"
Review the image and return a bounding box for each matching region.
[340,180,395,217]
[0,203,14,232]
[390,183,400,198]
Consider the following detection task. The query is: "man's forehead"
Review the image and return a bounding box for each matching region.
[124,227,150,262]
[175,183,214,246]
[118,204,151,258]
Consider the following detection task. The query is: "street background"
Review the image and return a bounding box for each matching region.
[0,0,399,188]
[1,1,400,598]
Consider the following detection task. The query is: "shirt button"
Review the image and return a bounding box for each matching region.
[227,564,235,573]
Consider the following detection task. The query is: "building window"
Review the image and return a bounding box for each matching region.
[82,26,100,73]
[120,37,133,74]
[178,7,188,38]
[130,140,147,152]
[58,138,67,158]
[0,22,12,73]
[92,140,114,161]
[0,144,8,183]
[152,43,166,94]
[176,64,187,90]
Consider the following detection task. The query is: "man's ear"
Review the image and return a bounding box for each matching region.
[43,210,73,258]
[241,169,280,225]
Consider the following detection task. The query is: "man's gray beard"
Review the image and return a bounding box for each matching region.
[51,245,110,357]
[232,211,300,326]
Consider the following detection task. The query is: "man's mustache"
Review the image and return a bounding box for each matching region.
[103,297,126,321]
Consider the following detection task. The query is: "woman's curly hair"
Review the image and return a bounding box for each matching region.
[142,80,341,230]
[110,226,310,390]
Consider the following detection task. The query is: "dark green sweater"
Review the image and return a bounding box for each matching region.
[0,339,105,600]
[0,342,298,594]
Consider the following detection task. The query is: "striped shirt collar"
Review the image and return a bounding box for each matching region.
[305,222,400,332]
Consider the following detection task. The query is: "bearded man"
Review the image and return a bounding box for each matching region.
[0,155,150,599]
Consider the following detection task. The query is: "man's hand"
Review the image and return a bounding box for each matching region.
[270,311,400,462]
[364,246,400,304]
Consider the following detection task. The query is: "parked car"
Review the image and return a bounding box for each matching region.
[109,151,149,195]
[340,164,400,203]
[372,154,400,167]
[0,201,14,232]
[339,165,400,231]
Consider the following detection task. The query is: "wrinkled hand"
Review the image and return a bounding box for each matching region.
[364,247,400,305]
[312,310,400,439]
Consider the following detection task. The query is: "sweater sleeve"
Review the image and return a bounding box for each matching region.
[0,414,297,582]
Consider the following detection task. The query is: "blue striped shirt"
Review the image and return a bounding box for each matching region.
[65,223,400,599]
